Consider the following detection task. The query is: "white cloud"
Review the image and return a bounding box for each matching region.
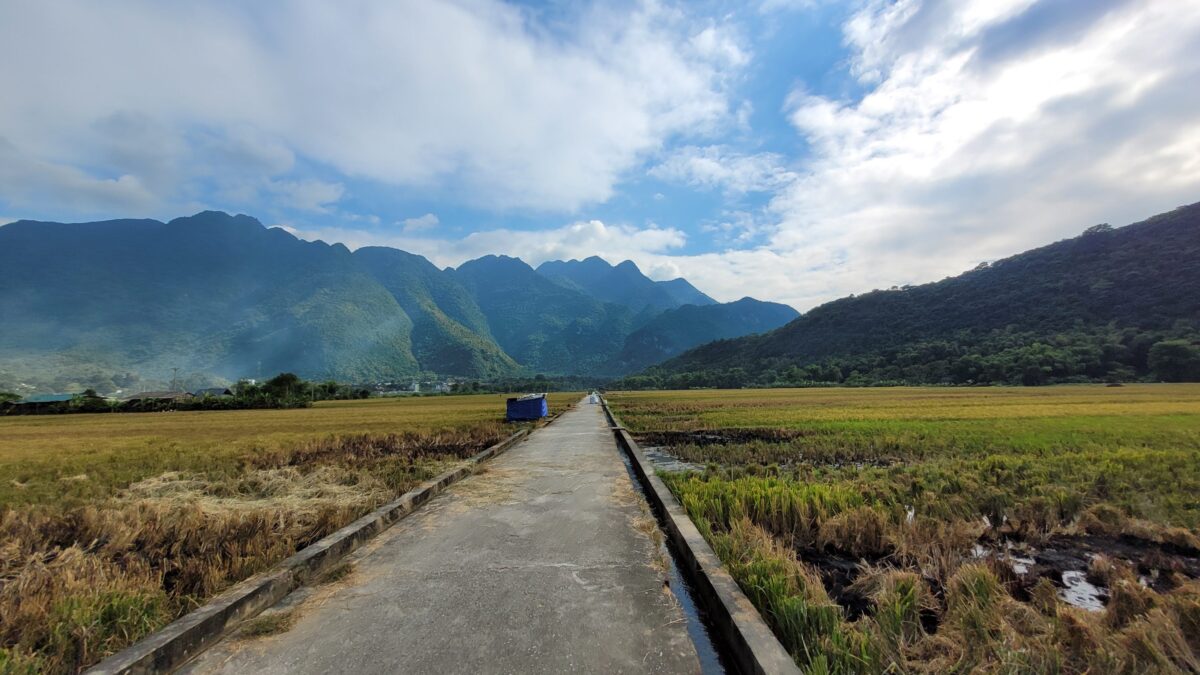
[293,218,687,272]
[401,213,440,233]
[650,145,795,193]
[268,179,344,213]
[0,137,159,214]
[758,0,824,12]
[689,25,750,68]
[6,0,1197,315]
[749,0,1200,309]
[0,0,743,214]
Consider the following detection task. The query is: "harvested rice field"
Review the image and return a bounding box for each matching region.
[607,385,1200,673]
[0,393,575,673]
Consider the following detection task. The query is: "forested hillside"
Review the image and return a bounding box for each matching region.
[453,255,635,375]
[0,212,798,393]
[625,203,1200,388]
[0,212,422,388]
[353,247,519,378]
[617,297,798,371]
[536,256,714,318]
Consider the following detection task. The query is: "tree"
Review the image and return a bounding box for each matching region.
[1148,340,1200,382]
[263,372,303,399]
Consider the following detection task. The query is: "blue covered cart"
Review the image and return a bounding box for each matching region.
[506,393,548,421]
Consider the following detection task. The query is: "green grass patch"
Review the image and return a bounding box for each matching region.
[614,385,1200,672]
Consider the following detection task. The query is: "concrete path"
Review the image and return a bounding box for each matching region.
[183,398,700,674]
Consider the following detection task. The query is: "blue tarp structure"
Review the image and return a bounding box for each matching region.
[506,393,548,421]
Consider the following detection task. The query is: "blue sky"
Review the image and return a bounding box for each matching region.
[2,0,1199,309]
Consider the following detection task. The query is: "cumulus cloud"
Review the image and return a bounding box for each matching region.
[689,25,751,68]
[4,0,1198,313]
[0,137,159,214]
[700,210,775,246]
[0,0,742,214]
[268,179,344,213]
[293,218,687,271]
[753,0,1200,309]
[401,213,440,232]
[651,145,795,193]
[294,1,1200,314]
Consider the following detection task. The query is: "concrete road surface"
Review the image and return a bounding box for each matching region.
[182,397,700,674]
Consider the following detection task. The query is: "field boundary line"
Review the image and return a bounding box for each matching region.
[85,429,530,675]
[601,397,800,675]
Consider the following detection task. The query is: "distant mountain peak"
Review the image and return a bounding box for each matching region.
[535,256,702,315]
[458,254,534,273]
[656,277,717,307]
[0,210,798,389]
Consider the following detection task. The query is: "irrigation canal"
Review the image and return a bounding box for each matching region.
[181,397,720,674]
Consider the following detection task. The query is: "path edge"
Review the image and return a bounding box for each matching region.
[85,429,530,675]
[601,397,801,675]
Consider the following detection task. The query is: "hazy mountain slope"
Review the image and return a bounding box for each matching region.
[353,247,520,377]
[536,256,682,315]
[0,210,795,386]
[656,277,716,306]
[0,212,420,383]
[645,202,1200,383]
[617,297,799,371]
[454,255,634,375]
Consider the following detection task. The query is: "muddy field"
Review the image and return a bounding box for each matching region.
[613,385,1200,673]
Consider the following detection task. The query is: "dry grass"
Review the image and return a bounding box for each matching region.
[237,610,296,639]
[0,393,578,673]
[615,385,1200,672]
[0,393,576,506]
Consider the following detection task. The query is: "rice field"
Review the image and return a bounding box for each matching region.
[0,393,576,673]
[608,385,1200,673]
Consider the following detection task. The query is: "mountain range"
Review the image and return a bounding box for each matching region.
[631,202,1200,387]
[0,211,797,392]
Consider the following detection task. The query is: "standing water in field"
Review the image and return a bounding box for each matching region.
[642,447,704,473]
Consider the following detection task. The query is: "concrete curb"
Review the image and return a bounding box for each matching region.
[85,430,529,675]
[601,398,800,675]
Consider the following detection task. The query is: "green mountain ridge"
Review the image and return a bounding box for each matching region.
[0,212,796,391]
[536,256,713,317]
[353,247,519,378]
[0,212,422,386]
[617,297,799,372]
[632,202,1200,387]
[453,255,635,376]
[656,277,717,307]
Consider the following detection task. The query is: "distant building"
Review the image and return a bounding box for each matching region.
[192,387,234,398]
[19,393,76,404]
[8,393,75,413]
[4,392,108,414]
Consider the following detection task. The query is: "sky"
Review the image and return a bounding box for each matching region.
[2,0,1199,310]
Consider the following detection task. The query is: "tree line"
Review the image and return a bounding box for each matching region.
[0,373,371,415]
[617,325,1200,389]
